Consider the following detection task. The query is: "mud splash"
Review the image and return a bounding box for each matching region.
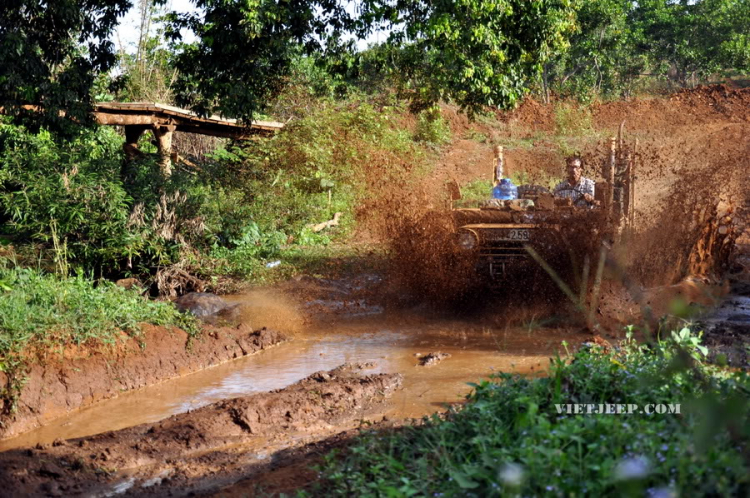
[374,85,750,310]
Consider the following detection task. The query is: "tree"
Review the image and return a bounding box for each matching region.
[161,0,578,121]
[544,0,648,100]
[0,0,131,135]
[543,0,750,100]
[118,0,177,103]
[636,0,750,86]
[355,0,578,114]
[160,0,353,121]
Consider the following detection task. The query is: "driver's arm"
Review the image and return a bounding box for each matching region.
[582,180,595,202]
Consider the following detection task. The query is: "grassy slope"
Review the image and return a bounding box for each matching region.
[0,263,197,411]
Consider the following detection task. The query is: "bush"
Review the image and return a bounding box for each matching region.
[315,331,749,497]
[414,107,452,145]
[553,102,594,137]
[0,261,197,412]
[0,124,135,272]
[203,97,432,247]
[0,264,196,350]
[0,123,260,277]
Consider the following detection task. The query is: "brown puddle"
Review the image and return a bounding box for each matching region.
[0,299,586,451]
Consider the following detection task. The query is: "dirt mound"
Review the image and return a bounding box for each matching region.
[0,366,402,497]
[0,326,286,440]
[594,85,750,131]
[498,97,555,133]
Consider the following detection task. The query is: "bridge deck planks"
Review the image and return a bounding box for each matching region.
[94,102,284,139]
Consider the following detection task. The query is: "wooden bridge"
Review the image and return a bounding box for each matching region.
[94,102,285,175]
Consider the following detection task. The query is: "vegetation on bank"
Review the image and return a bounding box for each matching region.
[0,94,442,290]
[314,331,750,497]
[5,1,749,135]
[0,260,197,413]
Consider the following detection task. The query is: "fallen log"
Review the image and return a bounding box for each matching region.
[309,212,342,232]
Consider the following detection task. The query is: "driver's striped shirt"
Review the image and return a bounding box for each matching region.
[553,178,595,207]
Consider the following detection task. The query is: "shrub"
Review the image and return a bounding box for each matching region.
[315,331,749,497]
[554,102,594,137]
[0,261,197,412]
[0,123,260,277]
[204,97,433,246]
[0,124,135,272]
[414,107,452,145]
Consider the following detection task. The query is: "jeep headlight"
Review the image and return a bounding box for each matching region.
[457,231,477,251]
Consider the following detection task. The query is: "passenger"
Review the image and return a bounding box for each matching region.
[553,155,595,207]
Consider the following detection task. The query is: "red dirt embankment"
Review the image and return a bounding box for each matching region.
[0,326,285,440]
[0,365,402,497]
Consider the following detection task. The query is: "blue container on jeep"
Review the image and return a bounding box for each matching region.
[491,178,518,200]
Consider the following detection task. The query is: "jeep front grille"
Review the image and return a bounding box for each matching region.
[479,241,528,260]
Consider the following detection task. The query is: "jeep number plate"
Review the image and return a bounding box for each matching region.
[489,229,531,241]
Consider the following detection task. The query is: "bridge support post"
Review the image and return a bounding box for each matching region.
[123,125,148,157]
[152,124,176,177]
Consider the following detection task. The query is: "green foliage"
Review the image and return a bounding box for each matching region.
[161,0,577,120]
[553,102,594,136]
[160,0,353,120]
[413,108,451,146]
[0,261,197,411]
[0,123,136,272]
[544,0,750,100]
[315,331,750,496]
[118,34,176,103]
[0,122,260,276]
[543,0,647,100]
[117,1,176,103]
[0,0,129,136]
[358,0,578,114]
[458,179,493,205]
[0,263,197,350]
[0,92,438,284]
[636,0,750,85]
[200,98,428,272]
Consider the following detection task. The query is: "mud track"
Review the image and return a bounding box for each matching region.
[0,326,286,440]
[0,365,401,497]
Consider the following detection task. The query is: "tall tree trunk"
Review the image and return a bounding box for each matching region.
[542,63,550,104]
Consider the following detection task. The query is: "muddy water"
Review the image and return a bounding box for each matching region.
[0,294,586,451]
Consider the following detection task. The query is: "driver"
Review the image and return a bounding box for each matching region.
[554,155,595,207]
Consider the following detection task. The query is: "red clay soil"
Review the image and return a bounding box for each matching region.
[594,84,750,131]
[0,326,286,440]
[0,365,402,497]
